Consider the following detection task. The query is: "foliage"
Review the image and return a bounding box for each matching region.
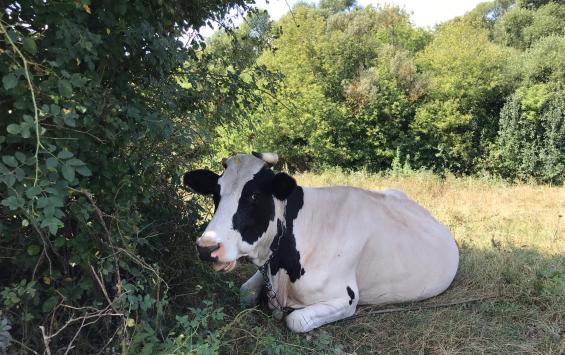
[207,0,564,182]
[489,89,565,183]
[0,0,268,353]
[209,4,431,171]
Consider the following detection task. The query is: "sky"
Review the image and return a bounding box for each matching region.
[255,0,487,27]
[198,0,487,37]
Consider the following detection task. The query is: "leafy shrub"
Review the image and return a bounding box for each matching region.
[490,89,565,183]
[0,0,265,353]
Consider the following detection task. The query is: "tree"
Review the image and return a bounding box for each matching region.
[490,89,565,183]
[413,17,512,173]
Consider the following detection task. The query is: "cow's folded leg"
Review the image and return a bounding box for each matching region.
[240,271,264,307]
[285,296,358,333]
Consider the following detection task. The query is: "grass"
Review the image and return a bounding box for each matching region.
[196,170,564,354]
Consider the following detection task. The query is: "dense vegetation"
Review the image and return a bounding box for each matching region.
[210,0,564,183]
[0,0,269,353]
[0,0,563,353]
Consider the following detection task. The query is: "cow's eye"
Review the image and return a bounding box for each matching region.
[250,192,260,201]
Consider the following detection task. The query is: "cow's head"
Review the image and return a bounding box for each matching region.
[183,152,296,272]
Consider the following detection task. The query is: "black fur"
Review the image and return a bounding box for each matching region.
[183,169,219,195]
[272,172,296,200]
[346,286,355,305]
[269,187,305,282]
[232,169,276,244]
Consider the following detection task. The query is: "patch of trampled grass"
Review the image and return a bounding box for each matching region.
[213,170,564,354]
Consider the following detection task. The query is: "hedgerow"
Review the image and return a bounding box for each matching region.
[0,0,272,352]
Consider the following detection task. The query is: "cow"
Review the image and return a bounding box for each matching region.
[183,152,459,333]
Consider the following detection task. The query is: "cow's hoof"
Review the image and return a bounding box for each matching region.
[285,312,316,333]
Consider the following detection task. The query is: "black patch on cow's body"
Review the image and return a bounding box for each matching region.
[269,187,305,283]
[232,169,276,244]
[346,286,355,305]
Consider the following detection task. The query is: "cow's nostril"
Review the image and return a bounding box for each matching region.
[196,243,220,262]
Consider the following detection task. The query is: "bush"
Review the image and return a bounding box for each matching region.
[0,0,262,352]
[490,89,565,184]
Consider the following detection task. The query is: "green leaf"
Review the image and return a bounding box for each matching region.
[46,157,58,170]
[1,196,24,210]
[22,115,34,125]
[76,165,92,176]
[2,155,18,167]
[14,167,25,181]
[62,164,75,182]
[2,74,18,90]
[6,124,21,135]
[42,296,59,313]
[37,197,50,209]
[27,244,41,256]
[40,217,63,235]
[26,186,42,198]
[50,104,61,115]
[20,122,31,139]
[67,158,85,166]
[54,237,66,248]
[57,150,74,159]
[2,174,16,187]
[57,79,73,98]
[15,152,26,162]
[64,115,76,127]
[22,37,37,55]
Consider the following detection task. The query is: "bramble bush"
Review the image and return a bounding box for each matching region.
[0,0,273,353]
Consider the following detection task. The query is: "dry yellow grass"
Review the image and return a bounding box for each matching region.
[296,170,564,255]
[220,171,565,354]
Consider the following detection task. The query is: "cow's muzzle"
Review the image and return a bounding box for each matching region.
[196,243,220,262]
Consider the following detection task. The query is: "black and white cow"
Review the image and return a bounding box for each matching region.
[183,152,459,333]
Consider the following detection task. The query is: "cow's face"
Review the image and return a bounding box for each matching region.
[183,152,296,272]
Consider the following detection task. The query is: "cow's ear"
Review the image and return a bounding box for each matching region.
[183,169,219,195]
[271,172,296,200]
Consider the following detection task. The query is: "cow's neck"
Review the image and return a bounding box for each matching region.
[251,187,305,283]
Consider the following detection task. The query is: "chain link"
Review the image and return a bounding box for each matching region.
[257,235,291,320]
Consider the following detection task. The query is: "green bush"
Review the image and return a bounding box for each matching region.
[0,0,264,353]
[490,89,565,183]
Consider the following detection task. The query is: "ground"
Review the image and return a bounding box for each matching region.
[188,170,564,354]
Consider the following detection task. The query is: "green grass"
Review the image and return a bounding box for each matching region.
[187,170,564,354]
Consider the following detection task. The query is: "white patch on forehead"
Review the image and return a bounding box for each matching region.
[218,154,266,195]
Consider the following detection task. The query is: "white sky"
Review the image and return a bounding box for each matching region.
[256,0,486,26]
[199,0,487,37]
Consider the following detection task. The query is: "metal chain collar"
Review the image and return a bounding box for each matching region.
[257,234,292,320]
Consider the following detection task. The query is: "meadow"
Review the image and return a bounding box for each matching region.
[212,170,564,354]
[3,1,564,352]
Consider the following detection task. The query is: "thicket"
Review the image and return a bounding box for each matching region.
[209,0,564,183]
[0,0,274,353]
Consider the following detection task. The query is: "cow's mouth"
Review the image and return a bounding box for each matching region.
[212,260,237,273]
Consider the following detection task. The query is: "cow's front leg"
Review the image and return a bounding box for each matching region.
[285,295,358,333]
[240,271,264,307]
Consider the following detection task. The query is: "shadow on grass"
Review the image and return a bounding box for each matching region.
[188,245,565,354]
